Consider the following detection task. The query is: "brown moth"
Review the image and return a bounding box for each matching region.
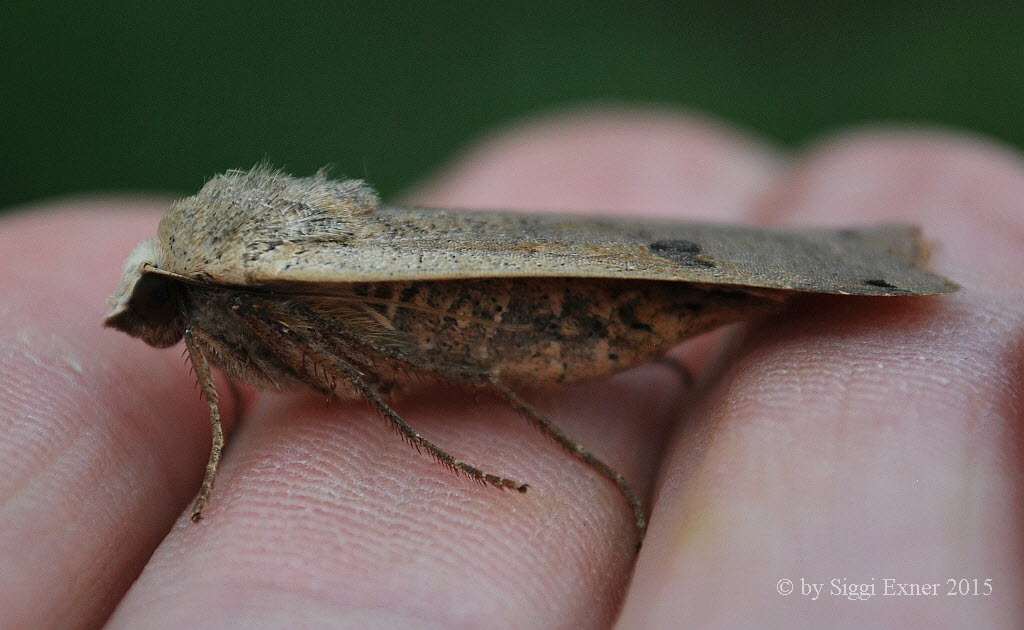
[104,166,957,546]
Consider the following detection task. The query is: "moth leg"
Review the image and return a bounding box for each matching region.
[329,357,529,493]
[230,297,529,493]
[276,299,646,533]
[183,327,225,522]
[487,379,648,546]
[274,298,646,538]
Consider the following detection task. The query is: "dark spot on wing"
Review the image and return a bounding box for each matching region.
[650,239,700,255]
[648,239,717,268]
[862,278,897,289]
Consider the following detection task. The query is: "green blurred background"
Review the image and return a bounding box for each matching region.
[4,2,1022,211]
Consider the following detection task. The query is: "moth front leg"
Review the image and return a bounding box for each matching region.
[183,327,225,522]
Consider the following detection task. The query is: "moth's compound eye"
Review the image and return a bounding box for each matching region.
[130,273,182,325]
[104,271,185,348]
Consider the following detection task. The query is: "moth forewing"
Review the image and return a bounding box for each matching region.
[104,167,958,548]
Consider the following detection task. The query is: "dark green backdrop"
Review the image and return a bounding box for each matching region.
[4,2,1022,210]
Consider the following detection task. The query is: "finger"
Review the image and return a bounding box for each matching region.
[107,108,783,629]
[620,130,1024,628]
[0,201,240,629]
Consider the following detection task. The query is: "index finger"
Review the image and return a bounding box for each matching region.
[0,201,241,629]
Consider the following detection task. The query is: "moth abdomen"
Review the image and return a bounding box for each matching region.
[340,277,782,388]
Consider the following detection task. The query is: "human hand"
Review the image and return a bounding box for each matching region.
[1,109,1020,629]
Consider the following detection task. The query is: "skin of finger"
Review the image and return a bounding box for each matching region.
[0,202,240,629]
[105,109,783,630]
[618,130,1024,629]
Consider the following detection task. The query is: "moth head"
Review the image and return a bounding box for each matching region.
[103,239,185,348]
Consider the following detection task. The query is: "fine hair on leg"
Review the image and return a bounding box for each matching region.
[258,292,646,544]
[486,379,647,546]
[184,327,225,522]
[231,295,529,493]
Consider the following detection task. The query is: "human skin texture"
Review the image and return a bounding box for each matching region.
[0,108,1020,629]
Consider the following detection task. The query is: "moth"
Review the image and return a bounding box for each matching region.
[104,167,957,546]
